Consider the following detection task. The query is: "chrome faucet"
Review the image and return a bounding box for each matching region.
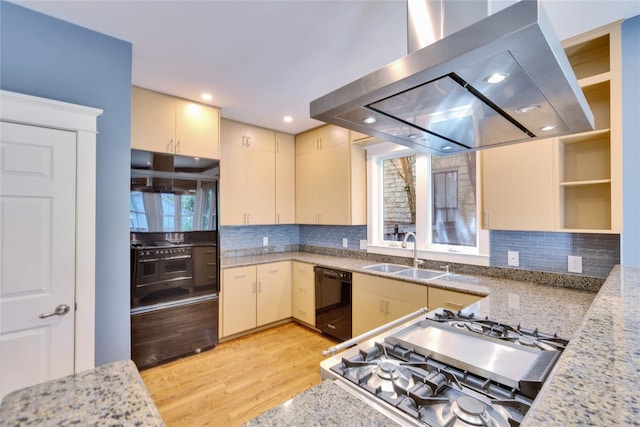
[401,232,424,268]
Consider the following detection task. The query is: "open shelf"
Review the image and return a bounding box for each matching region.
[561,183,611,230]
[564,33,610,80]
[582,81,610,130]
[559,130,610,183]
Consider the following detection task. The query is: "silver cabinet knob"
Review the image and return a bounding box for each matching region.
[39,304,71,319]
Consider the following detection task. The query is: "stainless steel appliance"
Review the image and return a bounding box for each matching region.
[321,308,568,426]
[311,0,593,156]
[315,267,352,342]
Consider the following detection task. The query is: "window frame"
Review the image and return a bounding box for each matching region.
[366,142,489,266]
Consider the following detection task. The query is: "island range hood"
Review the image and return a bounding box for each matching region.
[310,0,594,156]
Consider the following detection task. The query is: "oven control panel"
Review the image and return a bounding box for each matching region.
[136,245,192,260]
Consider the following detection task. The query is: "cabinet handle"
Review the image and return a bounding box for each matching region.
[252,282,257,293]
[235,274,247,279]
[167,139,174,153]
[445,301,464,308]
[276,213,280,224]
[246,213,251,224]
[379,299,385,313]
[319,137,323,150]
[175,139,181,154]
[246,136,251,147]
[385,300,390,314]
[258,281,261,292]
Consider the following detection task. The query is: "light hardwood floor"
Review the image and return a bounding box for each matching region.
[140,322,336,426]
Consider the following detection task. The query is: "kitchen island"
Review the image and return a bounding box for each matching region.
[228,254,638,426]
[0,359,165,426]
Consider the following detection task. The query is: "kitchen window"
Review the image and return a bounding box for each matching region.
[367,143,489,265]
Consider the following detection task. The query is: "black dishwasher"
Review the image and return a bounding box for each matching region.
[314,266,352,342]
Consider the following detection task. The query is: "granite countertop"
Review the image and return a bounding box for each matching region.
[227,253,639,426]
[0,359,165,427]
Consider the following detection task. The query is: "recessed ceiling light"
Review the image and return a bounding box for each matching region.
[201,93,213,101]
[283,116,293,123]
[484,73,507,84]
[540,125,556,131]
[362,116,377,124]
[407,133,422,139]
[515,104,541,114]
[442,145,453,150]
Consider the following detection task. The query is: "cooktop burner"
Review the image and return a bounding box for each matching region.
[325,311,569,427]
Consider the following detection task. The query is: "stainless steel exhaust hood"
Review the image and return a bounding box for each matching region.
[310,0,594,156]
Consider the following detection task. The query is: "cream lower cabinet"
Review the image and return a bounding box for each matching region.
[221,261,292,337]
[427,287,482,312]
[352,273,428,336]
[131,86,220,159]
[292,261,315,326]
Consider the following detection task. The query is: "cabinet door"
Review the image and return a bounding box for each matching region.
[220,120,248,225]
[221,266,257,337]
[385,297,424,323]
[131,87,175,153]
[292,262,315,325]
[428,287,482,311]
[317,125,349,150]
[256,261,291,326]
[295,149,319,224]
[482,139,555,231]
[352,288,386,336]
[246,127,275,225]
[174,99,220,159]
[275,132,296,224]
[296,128,319,155]
[318,142,350,224]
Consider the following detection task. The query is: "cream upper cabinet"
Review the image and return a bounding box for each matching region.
[275,132,296,224]
[481,22,621,234]
[221,261,291,338]
[131,86,220,159]
[295,125,366,225]
[292,261,315,326]
[481,139,555,231]
[220,119,275,225]
[352,273,427,336]
[427,287,482,312]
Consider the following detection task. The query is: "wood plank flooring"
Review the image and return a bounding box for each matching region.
[140,322,336,426]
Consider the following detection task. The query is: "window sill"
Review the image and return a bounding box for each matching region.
[366,243,490,266]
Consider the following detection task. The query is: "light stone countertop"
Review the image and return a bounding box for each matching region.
[0,359,165,427]
[227,253,639,426]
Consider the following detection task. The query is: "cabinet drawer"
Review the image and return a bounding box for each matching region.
[257,261,289,281]
[428,287,482,311]
[293,296,315,325]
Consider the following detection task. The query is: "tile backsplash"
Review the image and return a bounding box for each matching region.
[490,231,620,279]
[221,225,619,279]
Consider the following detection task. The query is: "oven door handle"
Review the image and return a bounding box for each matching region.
[321,307,429,357]
[160,255,192,261]
[138,258,161,263]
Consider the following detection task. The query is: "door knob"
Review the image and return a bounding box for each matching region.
[39,304,71,319]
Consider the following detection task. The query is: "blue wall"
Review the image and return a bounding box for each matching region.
[622,15,640,267]
[1,1,133,365]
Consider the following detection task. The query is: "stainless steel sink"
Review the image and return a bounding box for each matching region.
[362,263,409,273]
[394,268,447,280]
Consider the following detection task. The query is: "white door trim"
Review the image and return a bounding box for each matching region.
[1,90,102,372]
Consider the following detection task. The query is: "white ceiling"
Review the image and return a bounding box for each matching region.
[11,0,640,135]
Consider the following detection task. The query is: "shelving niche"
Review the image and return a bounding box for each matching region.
[557,23,621,233]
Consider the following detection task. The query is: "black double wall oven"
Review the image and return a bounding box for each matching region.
[129,149,220,369]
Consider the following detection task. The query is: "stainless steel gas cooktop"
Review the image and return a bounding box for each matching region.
[321,309,568,426]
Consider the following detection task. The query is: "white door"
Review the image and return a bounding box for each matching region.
[0,121,77,398]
